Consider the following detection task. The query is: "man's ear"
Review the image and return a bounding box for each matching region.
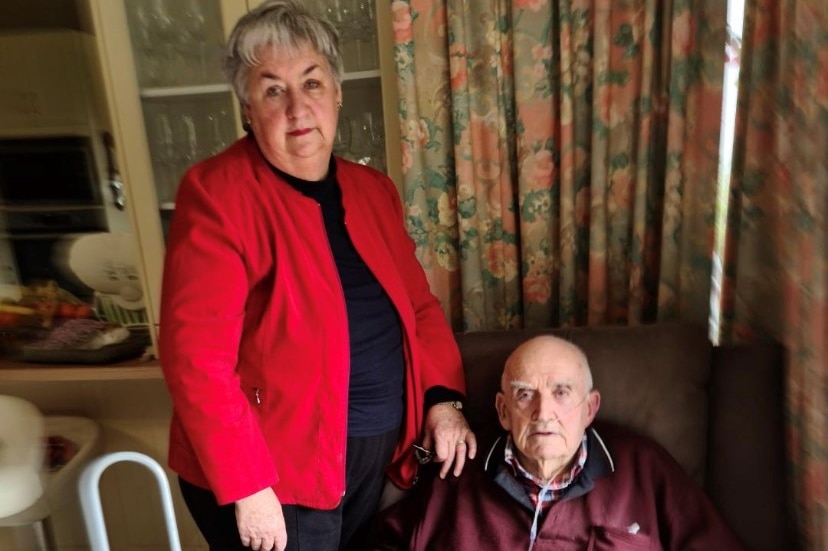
[585,390,601,424]
[495,392,511,431]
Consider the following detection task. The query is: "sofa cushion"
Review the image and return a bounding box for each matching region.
[455,323,712,484]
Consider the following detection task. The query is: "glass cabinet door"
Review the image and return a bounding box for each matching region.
[102,0,397,236]
[246,0,401,180]
[89,0,400,348]
[308,0,387,173]
[121,0,240,236]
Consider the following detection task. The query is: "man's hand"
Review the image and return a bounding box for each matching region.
[235,487,286,551]
[421,404,477,479]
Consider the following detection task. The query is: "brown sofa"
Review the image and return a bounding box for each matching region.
[451,323,795,551]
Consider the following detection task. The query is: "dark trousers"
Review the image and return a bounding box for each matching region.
[179,427,399,551]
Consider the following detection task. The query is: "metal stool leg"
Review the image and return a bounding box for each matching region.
[79,451,182,551]
[31,517,56,551]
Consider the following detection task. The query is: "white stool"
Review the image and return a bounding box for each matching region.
[0,396,100,551]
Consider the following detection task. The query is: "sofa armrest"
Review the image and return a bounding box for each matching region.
[709,341,796,551]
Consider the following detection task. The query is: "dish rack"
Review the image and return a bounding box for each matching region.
[93,293,148,327]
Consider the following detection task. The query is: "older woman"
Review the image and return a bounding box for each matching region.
[158,1,476,551]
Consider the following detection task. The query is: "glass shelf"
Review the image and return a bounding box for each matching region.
[121,0,237,214]
[342,69,381,82]
[0,204,107,213]
[139,83,233,98]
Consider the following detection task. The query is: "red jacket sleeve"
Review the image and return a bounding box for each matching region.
[159,166,277,504]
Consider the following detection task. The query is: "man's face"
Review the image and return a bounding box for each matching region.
[495,337,600,481]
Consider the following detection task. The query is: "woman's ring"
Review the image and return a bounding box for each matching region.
[457,440,466,445]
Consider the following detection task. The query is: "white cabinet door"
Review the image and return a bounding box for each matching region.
[0,32,103,136]
[27,33,91,129]
[0,38,36,131]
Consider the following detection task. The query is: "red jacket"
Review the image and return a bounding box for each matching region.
[372,422,746,550]
[159,136,464,507]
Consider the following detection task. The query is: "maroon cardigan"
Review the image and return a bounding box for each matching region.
[159,136,464,507]
[371,422,746,550]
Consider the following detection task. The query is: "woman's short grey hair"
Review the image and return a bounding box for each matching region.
[223,0,343,105]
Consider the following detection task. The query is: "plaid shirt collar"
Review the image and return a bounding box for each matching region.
[504,434,589,508]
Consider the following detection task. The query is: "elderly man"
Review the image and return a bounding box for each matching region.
[369,335,746,550]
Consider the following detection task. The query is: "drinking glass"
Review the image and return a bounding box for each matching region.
[334,116,352,157]
[206,107,232,155]
[142,0,178,85]
[130,1,164,85]
[318,0,360,71]
[149,110,177,203]
[176,0,208,83]
[349,111,383,169]
[354,0,378,71]
[178,114,199,165]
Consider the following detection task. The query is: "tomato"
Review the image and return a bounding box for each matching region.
[0,312,17,326]
[73,304,93,319]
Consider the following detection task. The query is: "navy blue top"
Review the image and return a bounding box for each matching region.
[273,159,405,437]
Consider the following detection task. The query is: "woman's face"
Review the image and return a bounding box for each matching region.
[243,41,342,180]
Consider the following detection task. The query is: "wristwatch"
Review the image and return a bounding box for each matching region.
[434,400,463,411]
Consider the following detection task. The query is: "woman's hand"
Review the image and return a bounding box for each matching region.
[235,487,287,551]
[421,404,478,479]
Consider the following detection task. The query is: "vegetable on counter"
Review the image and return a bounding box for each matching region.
[0,281,94,328]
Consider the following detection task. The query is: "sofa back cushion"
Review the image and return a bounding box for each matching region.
[455,323,712,484]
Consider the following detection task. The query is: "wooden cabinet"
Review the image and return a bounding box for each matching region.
[0,31,108,137]
[87,0,402,354]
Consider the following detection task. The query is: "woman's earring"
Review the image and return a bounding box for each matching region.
[337,102,343,111]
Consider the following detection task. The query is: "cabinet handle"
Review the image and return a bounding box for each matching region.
[103,132,126,211]
[109,176,126,210]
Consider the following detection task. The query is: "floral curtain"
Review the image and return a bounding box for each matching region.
[392,0,725,331]
[721,0,827,548]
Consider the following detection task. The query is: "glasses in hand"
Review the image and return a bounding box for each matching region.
[412,444,435,465]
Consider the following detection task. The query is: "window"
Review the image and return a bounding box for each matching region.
[710,0,745,342]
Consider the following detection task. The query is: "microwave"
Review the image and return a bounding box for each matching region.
[0,136,111,299]
[0,136,103,208]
